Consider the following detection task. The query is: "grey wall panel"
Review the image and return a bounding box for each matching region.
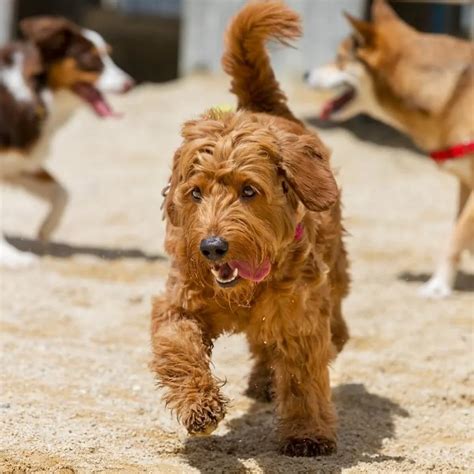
[180,0,365,77]
[0,0,14,46]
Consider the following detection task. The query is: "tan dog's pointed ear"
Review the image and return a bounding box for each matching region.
[277,133,338,212]
[372,0,399,23]
[344,12,375,47]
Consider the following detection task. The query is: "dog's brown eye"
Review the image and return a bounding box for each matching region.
[241,185,257,200]
[191,187,202,202]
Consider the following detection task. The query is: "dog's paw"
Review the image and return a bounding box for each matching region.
[419,277,452,299]
[182,392,227,436]
[279,437,337,457]
[0,243,37,269]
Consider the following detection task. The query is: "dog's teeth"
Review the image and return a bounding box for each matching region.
[213,266,239,284]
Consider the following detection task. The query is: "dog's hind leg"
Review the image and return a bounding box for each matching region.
[150,297,228,435]
[329,241,350,353]
[420,191,474,298]
[245,338,274,402]
[330,299,349,353]
[458,181,471,217]
[6,168,68,241]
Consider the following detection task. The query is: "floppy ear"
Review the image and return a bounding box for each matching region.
[276,132,338,212]
[344,12,375,48]
[163,148,182,227]
[20,16,78,59]
[22,43,44,76]
[372,0,399,23]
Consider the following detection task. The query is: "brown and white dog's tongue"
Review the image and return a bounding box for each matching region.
[229,259,271,282]
[72,82,119,118]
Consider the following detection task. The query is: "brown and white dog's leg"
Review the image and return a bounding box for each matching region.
[1,168,67,268]
[0,237,37,268]
[150,297,228,435]
[274,307,337,456]
[8,169,68,241]
[420,190,474,298]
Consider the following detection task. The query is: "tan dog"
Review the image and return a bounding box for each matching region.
[0,16,134,267]
[306,0,474,298]
[150,1,350,457]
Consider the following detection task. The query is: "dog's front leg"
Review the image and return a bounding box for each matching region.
[420,191,474,298]
[150,297,227,436]
[273,316,337,457]
[6,169,68,241]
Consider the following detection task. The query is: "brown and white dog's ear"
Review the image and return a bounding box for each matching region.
[20,16,78,57]
[344,12,375,48]
[372,0,399,23]
[277,133,338,212]
[22,43,44,77]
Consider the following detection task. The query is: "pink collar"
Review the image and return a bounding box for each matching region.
[294,222,304,241]
[430,141,474,162]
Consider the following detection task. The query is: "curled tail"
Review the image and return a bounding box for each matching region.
[222,0,301,119]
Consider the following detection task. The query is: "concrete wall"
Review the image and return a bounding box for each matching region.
[180,0,365,77]
[0,0,15,46]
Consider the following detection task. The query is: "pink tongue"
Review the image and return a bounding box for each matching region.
[92,97,117,118]
[72,83,120,118]
[320,101,333,120]
[229,259,271,282]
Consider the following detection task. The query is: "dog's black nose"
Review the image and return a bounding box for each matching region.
[200,237,228,261]
[303,71,310,81]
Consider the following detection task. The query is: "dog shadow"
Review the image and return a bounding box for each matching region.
[5,234,165,261]
[305,114,424,156]
[183,383,408,473]
[398,270,474,293]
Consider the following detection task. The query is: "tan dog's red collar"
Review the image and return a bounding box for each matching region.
[430,141,474,162]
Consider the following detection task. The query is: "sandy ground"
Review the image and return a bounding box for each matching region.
[1,76,473,473]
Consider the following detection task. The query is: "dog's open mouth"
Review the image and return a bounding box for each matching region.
[72,82,118,118]
[211,263,241,288]
[211,260,272,288]
[320,85,356,120]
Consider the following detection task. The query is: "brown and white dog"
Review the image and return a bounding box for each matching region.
[305,0,474,299]
[0,16,134,268]
[151,1,349,457]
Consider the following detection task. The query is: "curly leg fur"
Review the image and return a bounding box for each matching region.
[271,298,337,457]
[150,298,228,435]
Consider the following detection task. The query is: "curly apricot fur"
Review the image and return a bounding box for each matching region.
[150,1,350,456]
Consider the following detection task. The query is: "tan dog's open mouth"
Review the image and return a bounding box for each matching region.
[72,82,120,118]
[211,260,271,288]
[321,85,356,119]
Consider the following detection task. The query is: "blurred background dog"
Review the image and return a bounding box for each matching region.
[0,15,133,267]
[305,0,473,298]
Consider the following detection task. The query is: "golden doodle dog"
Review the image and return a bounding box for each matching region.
[306,0,474,298]
[151,0,350,457]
